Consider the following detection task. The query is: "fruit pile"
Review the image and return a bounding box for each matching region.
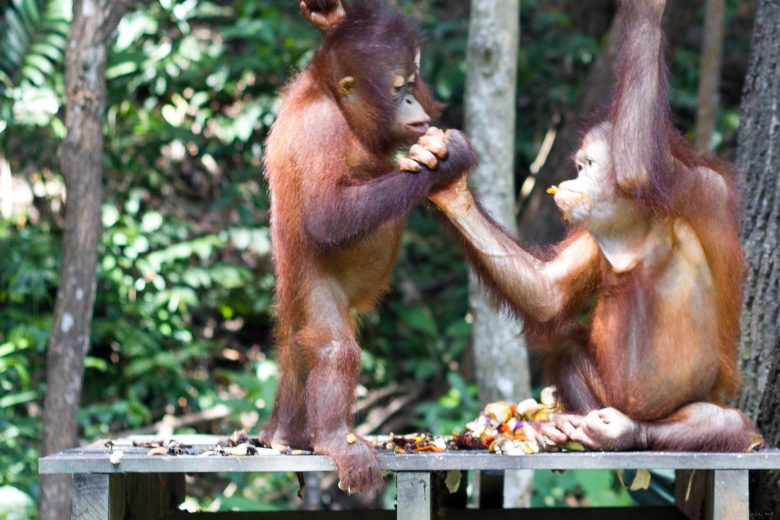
[376,386,582,455]
[454,386,562,454]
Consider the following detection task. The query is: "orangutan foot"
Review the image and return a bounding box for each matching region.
[314,433,384,497]
[538,408,645,451]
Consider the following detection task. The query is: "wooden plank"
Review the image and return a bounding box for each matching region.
[710,470,748,520]
[158,507,686,519]
[72,473,124,520]
[125,474,185,520]
[397,472,431,520]
[301,472,323,511]
[440,507,688,519]
[160,513,396,519]
[40,448,780,475]
[441,507,688,519]
[675,469,750,520]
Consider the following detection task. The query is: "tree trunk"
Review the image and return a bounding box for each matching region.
[735,0,780,515]
[517,0,703,246]
[465,0,532,507]
[695,0,726,152]
[39,2,124,519]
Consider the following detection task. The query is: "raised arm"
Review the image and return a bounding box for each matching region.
[430,178,601,323]
[304,131,477,248]
[610,0,673,198]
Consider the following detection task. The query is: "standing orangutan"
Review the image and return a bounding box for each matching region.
[424,0,761,451]
[261,0,477,494]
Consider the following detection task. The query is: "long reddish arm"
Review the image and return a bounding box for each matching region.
[431,180,601,324]
[610,0,674,206]
[304,131,477,248]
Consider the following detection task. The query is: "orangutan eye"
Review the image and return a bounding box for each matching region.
[391,75,406,98]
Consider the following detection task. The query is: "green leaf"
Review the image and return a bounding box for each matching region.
[0,390,36,408]
[399,305,438,337]
[0,0,70,87]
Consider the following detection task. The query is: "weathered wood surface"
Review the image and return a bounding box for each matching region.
[157,509,688,519]
[396,472,431,520]
[711,470,749,520]
[40,435,780,475]
[675,469,750,520]
[72,473,184,520]
[72,474,116,520]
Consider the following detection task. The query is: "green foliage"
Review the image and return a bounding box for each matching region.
[0,0,70,131]
[0,0,70,85]
[0,220,59,503]
[0,485,36,520]
[532,470,633,507]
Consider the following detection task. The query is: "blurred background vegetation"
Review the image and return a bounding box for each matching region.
[0,0,757,515]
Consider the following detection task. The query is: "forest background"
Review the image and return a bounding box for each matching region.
[1,0,778,517]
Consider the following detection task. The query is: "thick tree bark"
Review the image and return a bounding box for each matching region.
[39,2,124,519]
[695,0,726,152]
[465,0,531,507]
[517,0,703,246]
[735,0,780,515]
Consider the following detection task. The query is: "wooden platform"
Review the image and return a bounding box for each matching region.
[39,435,780,520]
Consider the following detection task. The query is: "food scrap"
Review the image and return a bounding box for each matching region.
[375,387,581,455]
[212,429,261,456]
[111,390,585,464]
[376,433,451,453]
[109,450,124,465]
[133,438,193,456]
[455,386,562,455]
[546,185,559,195]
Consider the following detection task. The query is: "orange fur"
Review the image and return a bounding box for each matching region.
[433,0,759,452]
[260,0,477,495]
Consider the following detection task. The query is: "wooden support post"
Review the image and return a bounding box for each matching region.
[710,470,748,520]
[71,473,184,520]
[124,473,185,520]
[302,472,322,510]
[397,472,431,520]
[675,469,749,520]
[72,474,124,520]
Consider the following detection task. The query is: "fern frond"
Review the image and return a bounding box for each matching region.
[0,0,71,89]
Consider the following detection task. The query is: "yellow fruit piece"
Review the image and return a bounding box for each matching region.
[484,401,513,424]
[346,433,357,445]
[147,447,168,456]
[546,186,559,195]
[228,445,248,456]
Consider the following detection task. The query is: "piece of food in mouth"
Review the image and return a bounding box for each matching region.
[546,185,559,195]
